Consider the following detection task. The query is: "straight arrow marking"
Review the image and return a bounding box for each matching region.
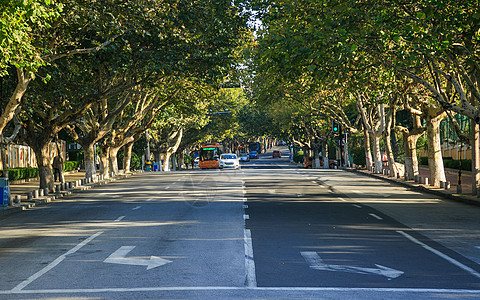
[301,251,403,279]
[104,246,172,270]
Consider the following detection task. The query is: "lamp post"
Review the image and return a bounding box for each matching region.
[457,142,462,194]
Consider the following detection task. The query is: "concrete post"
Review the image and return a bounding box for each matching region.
[39,189,44,197]
[44,188,49,196]
[27,192,32,201]
[445,181,451,189]
[34,189,39,199]
[424,177,429,186]
[440,181,445,188]
[15,195,21,204]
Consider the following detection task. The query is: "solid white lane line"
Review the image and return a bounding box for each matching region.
[397,230,480,279]
[244,229,257,287]
[132,206,141,210]
[243,205,248,209]
[369,213,383,220]
[4,287,480,294]
[12,231,104,291]
[337,197,347,202]
[353,204,362,208]
[244,214,250,220]
[115,216,125,222]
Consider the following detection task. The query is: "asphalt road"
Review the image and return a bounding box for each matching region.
[0,147,479,299]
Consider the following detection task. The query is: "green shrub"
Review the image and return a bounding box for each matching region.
[118,151,141,171]
[419,157,428,165]
[293,150,304,163]
[443,158,471,170]
[63,161,79,172]
[6,168,39,181]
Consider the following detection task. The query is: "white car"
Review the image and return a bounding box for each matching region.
[219,153,240,169]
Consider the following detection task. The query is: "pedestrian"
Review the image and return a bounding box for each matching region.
[191,156,195,169]
[53,155,62,182]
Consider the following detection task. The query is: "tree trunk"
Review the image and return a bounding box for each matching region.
[322,140,329,169]
[123,142,133,173]
[364,129,373,171]
[99,145,110,179]
[84,143,97,181]
[372,133,383,174]
[426,115,447,186]
[109,146,121,176]
[34,144,54,192]
[384,128,396,177]
[0,143,8,177]
[163,151,172,171]
[403,133,421,180]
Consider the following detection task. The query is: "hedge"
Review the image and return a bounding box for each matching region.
[293,151,304,163]
[7,168,39,181]
[2,161,80,181]
[419,157,471,170]
[64,161,79,172]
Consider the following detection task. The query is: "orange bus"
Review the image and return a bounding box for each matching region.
[199,143,222,169]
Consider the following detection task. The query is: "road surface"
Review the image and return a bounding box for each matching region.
[0,146,479,299]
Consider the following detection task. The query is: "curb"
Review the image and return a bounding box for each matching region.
[346,168,480,207]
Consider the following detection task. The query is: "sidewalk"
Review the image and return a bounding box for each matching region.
[0,170,140,216]
[350,167,480,207]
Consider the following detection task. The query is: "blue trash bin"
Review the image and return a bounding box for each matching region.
[153,163,159,171]
[0,178,10,206]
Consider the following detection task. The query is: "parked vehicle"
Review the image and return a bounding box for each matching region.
[219,153,240,169]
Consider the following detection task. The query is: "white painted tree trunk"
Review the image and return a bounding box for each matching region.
[123,143,133,173]
[84,143,96,181]
[109,147,121,176]
[372,134,383,174]
[427,116,446,187]
[364,130,373,171]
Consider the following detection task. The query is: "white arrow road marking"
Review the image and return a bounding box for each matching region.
[301,251,404,279]
[104,246,172,270]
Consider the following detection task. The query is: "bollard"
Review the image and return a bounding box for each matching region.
[27,192,32,201]
[440,181,445,188]
[397,173,400,179]
[457,184,462,194]
[44,188,49,196]
[34,189,39,199]
[414,175,419,183]
[8,196,13,206]
[445,181,451,189]
[68,182,73,189]
[15,195,21,204]
[424,177,429,185]
[418,176,423,184]
[39,189,44,197]
[56,184,61,193]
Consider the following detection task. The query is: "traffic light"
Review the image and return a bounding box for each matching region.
[332,120,340,133]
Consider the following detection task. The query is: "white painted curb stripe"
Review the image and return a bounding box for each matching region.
[397,230,480,279]
[12,231,104,291]
[244,229,257,287]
